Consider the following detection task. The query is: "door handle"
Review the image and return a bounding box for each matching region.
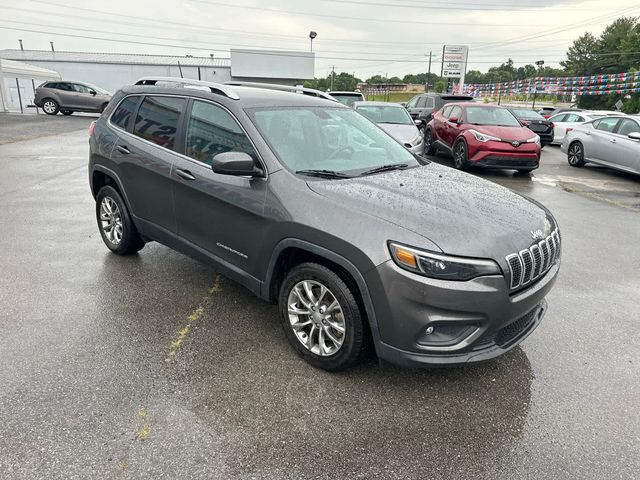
[175,168,196,181]
[115,145,130,155]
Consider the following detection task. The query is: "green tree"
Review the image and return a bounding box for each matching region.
[434,80,446,93]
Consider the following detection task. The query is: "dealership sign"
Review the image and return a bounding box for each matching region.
[442,45,468,78]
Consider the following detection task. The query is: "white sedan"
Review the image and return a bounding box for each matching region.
[549,111,623,145]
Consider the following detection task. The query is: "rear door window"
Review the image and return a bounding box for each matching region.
[424,97,435,109]
[57,83,73,91]
[133,96,186,151]
[111,96,140,132]
[185,100,257,166]
[563,114,582,123]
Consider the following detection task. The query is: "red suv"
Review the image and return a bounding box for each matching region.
[424,103,541,173]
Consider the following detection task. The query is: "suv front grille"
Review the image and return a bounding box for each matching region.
[506,229,560,290]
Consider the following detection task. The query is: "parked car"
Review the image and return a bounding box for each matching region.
[508,108,554,146]
[561,115,640,175]
[425,103,541,172]
[545,107,583,118]
[89,77,560,371]
[405,93,474,128]
[34,81,112,115]
[537,106,556,119]
[327,91,365,107]
[353,101,424,154]
[547,111,610,145]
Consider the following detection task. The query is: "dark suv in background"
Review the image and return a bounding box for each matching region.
[89,77,560,371]
[405,93,475,134]
[35,81,112,115]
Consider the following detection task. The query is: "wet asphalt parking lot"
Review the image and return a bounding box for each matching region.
[0,113,638,479]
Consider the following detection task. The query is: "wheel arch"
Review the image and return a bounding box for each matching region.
[263,239,382,350]
[90,166,134,213]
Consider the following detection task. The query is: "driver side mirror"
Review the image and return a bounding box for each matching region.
[628,132,640,141]
[414,119,423,127]
[89,89,97,96]
[449,116,460,124]
[212,152,261,176]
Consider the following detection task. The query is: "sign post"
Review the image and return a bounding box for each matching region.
[442,45,469,93]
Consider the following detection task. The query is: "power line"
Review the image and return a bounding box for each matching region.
[317,0,622,11]
[188,0,553,26]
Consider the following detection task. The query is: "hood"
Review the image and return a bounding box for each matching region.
[378,123,420,143]
[307,163,554,260]
[467,125,536,141]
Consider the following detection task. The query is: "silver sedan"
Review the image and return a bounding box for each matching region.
[560,115,640,175]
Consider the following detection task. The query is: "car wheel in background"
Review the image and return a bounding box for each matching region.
[95,186,145,255]
[278,262,366,371]
[568,142,585,167]
[453,140,468,170]
[42,99,59,115]
[61,110,73,116]
[424,129,437,155]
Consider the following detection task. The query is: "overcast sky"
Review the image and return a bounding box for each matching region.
[1,0,639,79]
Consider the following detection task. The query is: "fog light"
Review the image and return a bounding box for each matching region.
[425,326,435,335]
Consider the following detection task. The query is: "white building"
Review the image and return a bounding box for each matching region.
[0,48,315,110]
[0,59,61,112]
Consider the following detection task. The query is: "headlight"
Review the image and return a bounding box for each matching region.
[526,135,541,144]
[469,129,501,143]
[389,242,502,281]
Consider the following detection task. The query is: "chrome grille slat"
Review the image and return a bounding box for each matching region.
[506,228,560,290]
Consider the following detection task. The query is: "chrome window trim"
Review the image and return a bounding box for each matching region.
[107,93,268,179]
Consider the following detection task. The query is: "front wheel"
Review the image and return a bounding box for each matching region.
[96,186,145,255]
[453,140,468,170]
[278,263,366,371]
[42,98,59,115]
[424,129,437,155]
[567,142,585,167]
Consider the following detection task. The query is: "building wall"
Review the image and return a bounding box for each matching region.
[20,61,232,93]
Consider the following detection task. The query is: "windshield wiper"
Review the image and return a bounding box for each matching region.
[360,163,409,176]
[296,169,351,179]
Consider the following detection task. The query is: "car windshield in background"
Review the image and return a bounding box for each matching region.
[86,83,111,95]
[466,107,521,127]
[249,107,420,176]
[357,105,413,125]
[512,109,545,121]
[331,94,364,107]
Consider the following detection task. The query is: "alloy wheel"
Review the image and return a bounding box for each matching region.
[99,197,123,245]
[454,143,466,168]
[568,144,582,165]
[43,101,57,114]
[287,280,345,356]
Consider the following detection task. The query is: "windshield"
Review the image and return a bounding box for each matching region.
[249,107,419,175]
[331,94,364,107]
[511,109,544,121]
[465,106,521,127]
[356,105,413,125]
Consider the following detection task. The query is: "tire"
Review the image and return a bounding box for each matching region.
[567,141,585,167]
[424,128,437,156]
[278,262,366,371]
[61,110,73,116]
[516,168,535,174]
[453,139,468,170]
[42,98,59,115]
[95,186,145,255]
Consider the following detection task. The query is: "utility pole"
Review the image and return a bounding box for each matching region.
[330,66,335,91]
[426,51,432,92]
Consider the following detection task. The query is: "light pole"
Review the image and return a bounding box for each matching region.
[533,60,545,109]
[309,31,317,52]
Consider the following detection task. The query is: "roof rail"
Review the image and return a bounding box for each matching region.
[225,81,336,102]
[134,77,240,100]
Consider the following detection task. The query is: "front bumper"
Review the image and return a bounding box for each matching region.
[468,141,540,169]
[366,259,559,367]
[406,139,424,155]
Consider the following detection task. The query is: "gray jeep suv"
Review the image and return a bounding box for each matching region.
[89,77,560,371]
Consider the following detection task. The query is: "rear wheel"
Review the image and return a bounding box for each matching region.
[278,263,366,371]
[568,142,585,167]
[453,140,468,170]
[42,98,59,115]
[424,129,437,155]
[96,186,145,255]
